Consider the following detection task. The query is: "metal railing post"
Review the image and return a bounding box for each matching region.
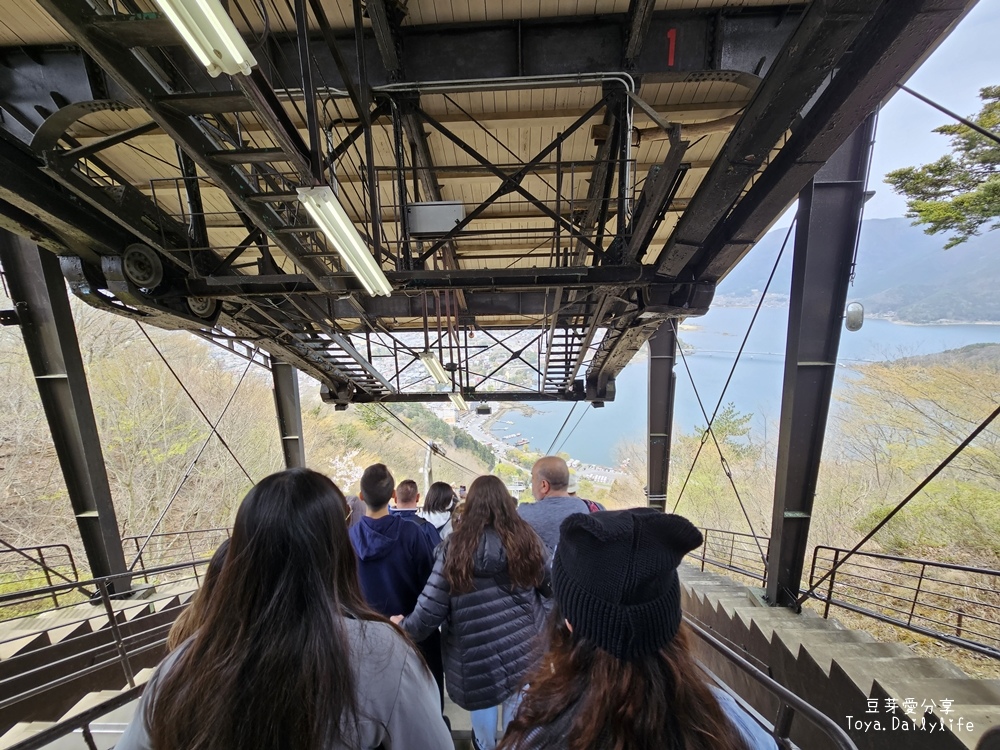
[908,562,926,627]
[701,529,709,572]
[66,546,79,583]
[37,547,57,607]
[824,549,838,619]
[188,534,199,584]
[97,580,135,689]
[773,702,795,748]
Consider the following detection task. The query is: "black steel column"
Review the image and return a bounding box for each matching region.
[0,232,128,585]
[765,113,877,607]
[647,323,677,511]
[272,361,306,468]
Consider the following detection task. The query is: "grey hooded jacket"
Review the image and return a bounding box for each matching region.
[401,528,550,711]
[115,618,452,750]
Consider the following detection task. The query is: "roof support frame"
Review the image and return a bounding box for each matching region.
[34,0,335,287]
[647,322,677,511]
[411,100,610,264]
[656,0,878,278]
[696,0,980,282]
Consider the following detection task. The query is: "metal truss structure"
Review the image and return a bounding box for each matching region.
[0,0,975,409]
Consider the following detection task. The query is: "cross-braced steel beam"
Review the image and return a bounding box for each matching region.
[272,362,306,469]
[765,113,876,608]
[0,231,129,588]
[647,322,677,511]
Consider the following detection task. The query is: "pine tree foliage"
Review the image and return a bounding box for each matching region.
[886,85,1000,248]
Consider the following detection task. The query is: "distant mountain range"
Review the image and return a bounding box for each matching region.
[715,217,1000,324]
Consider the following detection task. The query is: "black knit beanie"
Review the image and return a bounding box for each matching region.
[552,508,703,661]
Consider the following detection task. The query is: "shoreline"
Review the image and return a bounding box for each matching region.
[711,303,1000,327]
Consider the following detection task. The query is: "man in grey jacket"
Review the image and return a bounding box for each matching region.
[518,456,603,553]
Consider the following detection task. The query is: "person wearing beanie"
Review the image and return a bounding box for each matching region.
[499,508,778,750]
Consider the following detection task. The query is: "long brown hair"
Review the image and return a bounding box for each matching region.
[500,611,750,750]
[146,468,393,750]
[444,474,545,594]
[165,537,230,652]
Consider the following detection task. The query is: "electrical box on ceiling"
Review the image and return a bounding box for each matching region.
[407,201,466,237]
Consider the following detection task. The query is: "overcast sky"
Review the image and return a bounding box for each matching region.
[772,1,999,227]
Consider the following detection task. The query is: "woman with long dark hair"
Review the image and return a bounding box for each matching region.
[418,481,458,540]
[392,474,550,750]
[165,537,229,652]
[499,509,777,750]
[117,468,452,750]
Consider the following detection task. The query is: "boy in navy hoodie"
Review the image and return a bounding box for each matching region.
[349,463,443,706]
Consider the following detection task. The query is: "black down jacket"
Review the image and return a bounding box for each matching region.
[400,527,550,711]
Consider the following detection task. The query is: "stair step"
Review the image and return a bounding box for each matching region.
[0,721,55,750]
[59,690,124,723]
[0,631,50,660]
[831,655,968,699]
[876,678,1000,707]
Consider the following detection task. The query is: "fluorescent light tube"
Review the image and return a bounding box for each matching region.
[153,0,257,77]
[297,186,393,297]
[419,351,449,385]
[449,393,469,411]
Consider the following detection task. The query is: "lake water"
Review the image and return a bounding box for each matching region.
[490,307,1000,466]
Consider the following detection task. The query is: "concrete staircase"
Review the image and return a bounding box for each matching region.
[0,581,197,735]
[681,564,1000,749]
[0,669,156,750]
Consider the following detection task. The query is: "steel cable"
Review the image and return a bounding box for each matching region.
[128,336,259,571]
[671,218,796,514]
[671,318,768,567]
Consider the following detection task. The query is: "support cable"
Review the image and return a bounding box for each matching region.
[896,84,1000,147]
[136,324,253,482]
[796,401,1000,607]
[671,318,768,567]
[672,219,796,514]
[127,347,259,572]
[545,401,579,456]
[374,404,479,478]
[554,404,590,455]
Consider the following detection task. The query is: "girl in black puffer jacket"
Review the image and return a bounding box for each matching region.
[394,475,550,750]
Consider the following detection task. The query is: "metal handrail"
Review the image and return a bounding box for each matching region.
[0,557,208,606]
[685,617,859,750]
[807,545,1000,660]
[122,527,230,583]
[7,684,145,750]
[694,527,771,584]
[0,543,80,605]
[0,556,208,744]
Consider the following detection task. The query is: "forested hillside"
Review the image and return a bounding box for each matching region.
[4,287,999,579]
[0,294,493,576]
[719,217,1000,323]
[606,344,1000,567]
